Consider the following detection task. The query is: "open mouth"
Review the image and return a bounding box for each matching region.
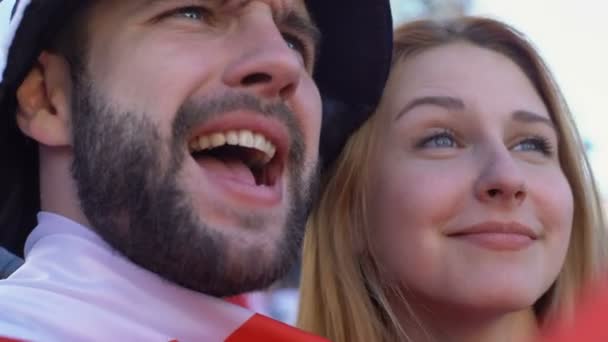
[188,129,283,187]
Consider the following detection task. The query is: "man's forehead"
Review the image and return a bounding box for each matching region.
[228,0,310,17]
[129,0,311,18]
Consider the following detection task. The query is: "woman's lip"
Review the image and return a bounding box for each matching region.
[448,221,539,239]
[447,221,539,251]
[451,232,535,251]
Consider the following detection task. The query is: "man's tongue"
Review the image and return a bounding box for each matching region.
[197,156,256,186]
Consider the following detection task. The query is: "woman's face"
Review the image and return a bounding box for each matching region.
[369,42,573,315]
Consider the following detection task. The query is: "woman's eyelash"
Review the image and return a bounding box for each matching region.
[514,136,554,156]
[414,131,555,156]
[416,129,458,149]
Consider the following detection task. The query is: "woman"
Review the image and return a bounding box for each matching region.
[298,17,607,342]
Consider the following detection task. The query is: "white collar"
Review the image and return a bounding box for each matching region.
[1,212,254,341]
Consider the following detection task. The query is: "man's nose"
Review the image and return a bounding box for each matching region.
[222,9,304,101]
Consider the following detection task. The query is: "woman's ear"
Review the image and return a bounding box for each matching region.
[15,52,73,146]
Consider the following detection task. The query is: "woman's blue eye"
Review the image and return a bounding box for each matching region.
[513,137,553,156]
[418,131,457,149]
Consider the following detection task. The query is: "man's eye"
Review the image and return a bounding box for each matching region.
[166,6,210,21]
[282,33,308,60]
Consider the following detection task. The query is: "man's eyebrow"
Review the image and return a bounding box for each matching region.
[137,1,321,50]
[279,10,322,54]
[131,0,187,14]
[512,110,555,128]
[140,0,179,8]
[395,96,465,121]
[136,0,225,13]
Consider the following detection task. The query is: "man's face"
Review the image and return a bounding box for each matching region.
[69,0,322,296]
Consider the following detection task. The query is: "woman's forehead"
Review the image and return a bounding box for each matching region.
[383,42,550,122]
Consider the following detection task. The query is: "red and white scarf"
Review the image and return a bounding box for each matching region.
[0,213,328,341]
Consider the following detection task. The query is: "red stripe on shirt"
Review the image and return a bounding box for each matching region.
[226,313,329,342]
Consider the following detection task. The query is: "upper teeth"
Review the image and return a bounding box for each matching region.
[189,129,277,162]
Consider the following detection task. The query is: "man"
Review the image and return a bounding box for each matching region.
[0,0,392,340]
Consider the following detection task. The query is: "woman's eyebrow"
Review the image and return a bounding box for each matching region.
[395,95,465,121]
[512,110,555,128]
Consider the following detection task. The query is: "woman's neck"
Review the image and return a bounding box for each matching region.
[396,304,539,342]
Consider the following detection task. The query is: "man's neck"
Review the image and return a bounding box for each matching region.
[38,145,92,229]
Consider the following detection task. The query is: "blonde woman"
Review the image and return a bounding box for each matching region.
[298,17,607,342]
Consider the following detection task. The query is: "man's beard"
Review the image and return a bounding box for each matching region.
[69,75,319,297]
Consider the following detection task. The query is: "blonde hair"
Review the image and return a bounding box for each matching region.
[298,16,607,341]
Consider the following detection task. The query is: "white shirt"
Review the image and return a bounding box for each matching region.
[0,212,256,341]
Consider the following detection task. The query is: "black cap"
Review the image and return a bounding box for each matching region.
[0,0,393,254]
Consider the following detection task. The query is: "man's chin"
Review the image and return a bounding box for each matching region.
[194,243,296,297]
